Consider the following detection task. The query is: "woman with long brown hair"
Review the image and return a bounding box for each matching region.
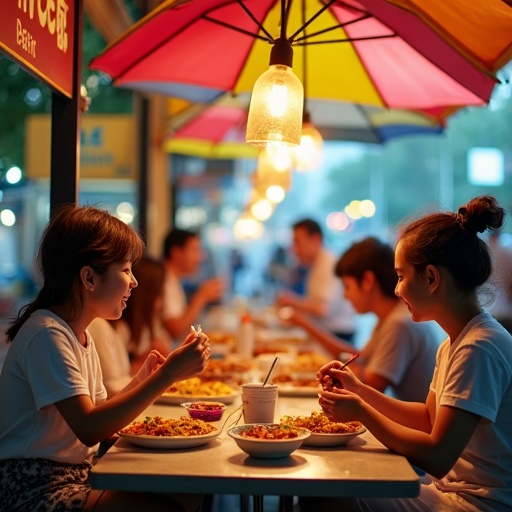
[0,205,209,511]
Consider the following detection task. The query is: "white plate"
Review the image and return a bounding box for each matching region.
[156,391,238,405]
[228,424,311,458]
[118,429,221,449]
[302,427,366,447]
[277,384,321,397]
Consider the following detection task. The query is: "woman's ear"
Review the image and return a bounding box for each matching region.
[80,266,96,291]
[425,264,440,292]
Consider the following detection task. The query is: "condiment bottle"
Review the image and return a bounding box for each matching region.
[237,311,255,360]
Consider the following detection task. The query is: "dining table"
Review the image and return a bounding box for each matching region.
[90,389,420,512]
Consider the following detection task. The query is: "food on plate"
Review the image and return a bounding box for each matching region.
[164,377,236,397]
[207,331,236,348]
[272,373,319,388]
[181,401,226,422]
[120,415,217,437]
[202,358,252,383]
[239,424,304,440]
[280,411,363,434]
[289,352,330,373]
[253,344,290,356]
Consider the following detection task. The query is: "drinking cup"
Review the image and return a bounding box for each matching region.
[241,383,278,424]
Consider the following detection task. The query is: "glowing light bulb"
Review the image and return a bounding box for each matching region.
[266,185,286,203]
[246,39,303,147]
[293,121,323,172]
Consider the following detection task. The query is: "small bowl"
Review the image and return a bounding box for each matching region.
[181,401,227,422]
[228,424,311,458]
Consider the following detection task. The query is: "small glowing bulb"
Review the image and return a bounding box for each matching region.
[250,198,273,221]
[265,145,293,172]
[266,185,286,203]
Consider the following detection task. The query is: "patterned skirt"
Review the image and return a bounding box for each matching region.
[0,458,91,512]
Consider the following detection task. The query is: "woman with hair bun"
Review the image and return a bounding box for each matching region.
[306,196,512,512]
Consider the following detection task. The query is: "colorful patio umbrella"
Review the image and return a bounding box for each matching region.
[162,93,444,159]
[90,0,512,112]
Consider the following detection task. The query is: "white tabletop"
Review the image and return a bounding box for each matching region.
[90,396,420,500]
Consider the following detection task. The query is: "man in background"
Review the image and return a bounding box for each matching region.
[161,229,225,340]
[276,218,356,343]
[287,237,439,402]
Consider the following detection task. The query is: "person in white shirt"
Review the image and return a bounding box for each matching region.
[304,195,512,512]
[161,229,225,340]
[0,205,210,512]
[276,218,356,342]
[290,237,439,402]
[87,317,132,397]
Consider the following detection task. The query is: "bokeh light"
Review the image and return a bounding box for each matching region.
[0,209,16,227]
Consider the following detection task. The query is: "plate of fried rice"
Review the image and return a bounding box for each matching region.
[280,411,366,447]
[119,415,220,449]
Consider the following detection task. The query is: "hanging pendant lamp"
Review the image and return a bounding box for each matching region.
[246,37,304,147]
[293,110,324,171]
[292,1,323,171]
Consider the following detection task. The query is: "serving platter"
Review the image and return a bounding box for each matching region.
[118,429,220,449]
[156,391,238,405]
[302,426,366,447]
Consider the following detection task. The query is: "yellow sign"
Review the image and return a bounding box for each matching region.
[25,114,138,179]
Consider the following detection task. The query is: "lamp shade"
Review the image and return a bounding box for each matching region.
[254,149,292,203]
[293,119,323,171]
[246,64,303,147]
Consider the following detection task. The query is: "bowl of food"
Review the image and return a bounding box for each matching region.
[228,423,310,458]
[181,401,227,422]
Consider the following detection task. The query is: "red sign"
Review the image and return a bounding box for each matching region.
[0,0,75,97]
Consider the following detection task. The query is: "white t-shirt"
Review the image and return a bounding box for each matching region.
[360,302,438,402]
[0,310,107,464]
[87,317,132,396]
[306,248,355,334]
[431,312,512,511]
[162,269,187,321]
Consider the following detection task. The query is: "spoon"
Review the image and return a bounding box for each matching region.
[262,356,279,386]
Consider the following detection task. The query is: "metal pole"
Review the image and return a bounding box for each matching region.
[137,95,149,240]
[50,0,83,216]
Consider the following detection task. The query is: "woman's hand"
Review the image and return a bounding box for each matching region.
[162,332,210,382]
[318,388,364,423]
[150,338,171,356]
[317,362,363,394]
[134,349,166,383]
